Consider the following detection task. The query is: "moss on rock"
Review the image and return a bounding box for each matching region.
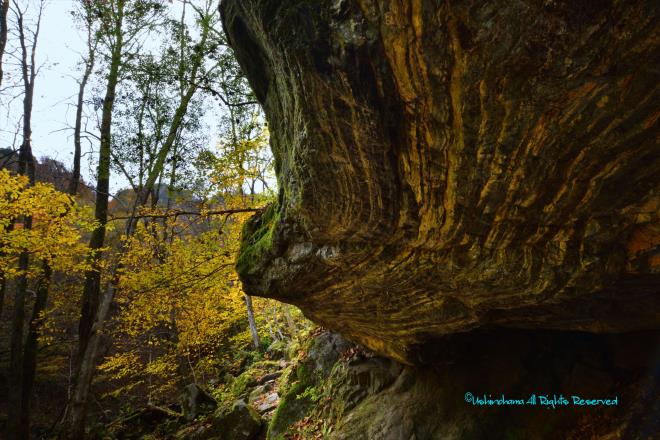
[236,203,280,277]
[212,400,263,440]
[264,331,355,439]
[267,381,314,440]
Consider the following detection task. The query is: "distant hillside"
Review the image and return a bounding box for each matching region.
[0,148,94,202]
[109,184,202,213]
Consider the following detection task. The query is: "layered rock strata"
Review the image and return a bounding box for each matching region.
[222,0,660,363]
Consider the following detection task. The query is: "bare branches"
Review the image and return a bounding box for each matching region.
[70,0,99,195]
[109,207,263,222]
[13,0,43,179]
[109,148,138,192]
[199,84,259,108]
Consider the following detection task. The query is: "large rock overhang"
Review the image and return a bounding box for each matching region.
[221,0,660,364]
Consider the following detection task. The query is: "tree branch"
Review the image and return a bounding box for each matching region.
[109,207,263,222]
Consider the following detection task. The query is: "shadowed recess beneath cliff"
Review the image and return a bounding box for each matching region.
[264,329,660,439]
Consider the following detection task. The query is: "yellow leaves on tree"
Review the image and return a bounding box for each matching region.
[0,169,96,278]
[100,213,259,399]
[211,118,271,199]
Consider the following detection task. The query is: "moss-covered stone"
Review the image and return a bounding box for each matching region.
[266,381,314,440]
[218,359,284,406]
[264,331,353,439]
[264,339,289,360]
[212,400,263,440]
[236,202,280,277]
[180,384,217,421]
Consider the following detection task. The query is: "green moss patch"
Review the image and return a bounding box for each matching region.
[236,202,280,276]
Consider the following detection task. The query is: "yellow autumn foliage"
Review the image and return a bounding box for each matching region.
[99,211,261,398]
[0,169,97,278]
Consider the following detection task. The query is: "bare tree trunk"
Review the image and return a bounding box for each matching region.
[69,21,96,195]
[0,0,8,87]
[20,262,51,432]
[7,2,42,438]
[68,281,115,439]
[244,294,261,350]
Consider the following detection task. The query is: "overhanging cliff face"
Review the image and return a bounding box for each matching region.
[221,0,660,364]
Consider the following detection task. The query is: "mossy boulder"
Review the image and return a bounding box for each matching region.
[328,357,402,416]
[224,360,283,402]
[212,400,263,440]
[267,381,315,440]
[180,384,218,421]
[266,331,355,439]
[265,339,289,360]
[306,332,354,375]
[107,405,182,439]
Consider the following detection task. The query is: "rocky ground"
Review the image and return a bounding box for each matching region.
[102,327,659,439]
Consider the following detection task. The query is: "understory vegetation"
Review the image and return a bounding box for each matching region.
[0,0,313,438]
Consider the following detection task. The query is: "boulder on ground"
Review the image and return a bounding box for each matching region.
[180,383,218,421]
[248,382,275,405]
[108,405,181,439]
[254,392,279,414]
[212,399,263,440]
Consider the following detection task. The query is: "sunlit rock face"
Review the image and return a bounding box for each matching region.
[221,0,660,364]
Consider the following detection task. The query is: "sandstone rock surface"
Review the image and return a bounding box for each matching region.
[222,0,660,363]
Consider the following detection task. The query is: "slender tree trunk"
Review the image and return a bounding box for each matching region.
[20,262,51,432]
[0,0,8,87]
[65,195,146,438]
[69,33,95,195]
[8,118,35,440]
[134,84,198,208]
[0,270,5,318]
[7,4,41,438]
[63,6,124,438]
[244,294,261,350]
[133,11,210,209]
[283,305,297,338]
[68,281,115,439]
[8,249,31,440]
[78,21,122,359]
[23,44,84,428]
[0,219,14,318]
